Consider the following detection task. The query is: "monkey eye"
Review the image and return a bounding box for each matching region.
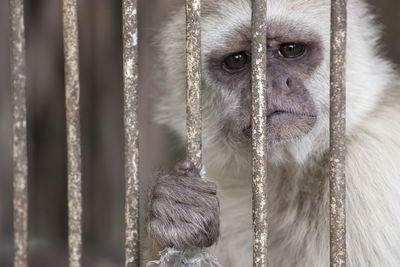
[278,43,307,59]
[222,52,250,71]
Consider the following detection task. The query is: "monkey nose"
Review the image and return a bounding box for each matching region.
[272,75,293,94]
[268,69,295,94]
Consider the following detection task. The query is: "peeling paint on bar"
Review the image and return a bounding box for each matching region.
[251,0,268,266]
[63,0,83,266]
[186,0,202,170]
[329,0,347,266]
[122,0,140,266]
[10,0,28,266]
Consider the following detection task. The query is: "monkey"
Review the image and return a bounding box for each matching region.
[146,0,400,266]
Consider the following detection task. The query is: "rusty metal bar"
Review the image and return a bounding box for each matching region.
[185,0,202,170]
[251,0,268,266]
[10,0,28,266]
[329,0,347,266]
[122,0,140,266]
[63,0,83,266]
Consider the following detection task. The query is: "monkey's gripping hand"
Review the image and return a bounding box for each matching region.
[147,160,220,250]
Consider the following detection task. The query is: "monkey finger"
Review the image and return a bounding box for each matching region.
[148,217,219,249]
[151,197,219,225]
[157,174,217,194]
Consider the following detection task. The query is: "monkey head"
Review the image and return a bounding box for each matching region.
[155,0,392,168]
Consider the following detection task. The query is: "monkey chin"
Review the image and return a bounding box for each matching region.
[243,112,317,146]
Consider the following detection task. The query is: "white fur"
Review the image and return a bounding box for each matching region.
[154,0,400,266]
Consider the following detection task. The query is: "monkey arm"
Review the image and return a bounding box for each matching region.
[146,160,220,256]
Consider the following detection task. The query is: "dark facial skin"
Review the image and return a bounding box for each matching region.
[206,23,323,145]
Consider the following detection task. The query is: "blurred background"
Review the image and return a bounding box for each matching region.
[0,0,399,266]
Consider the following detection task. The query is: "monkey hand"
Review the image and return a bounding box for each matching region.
[147,160,220,250]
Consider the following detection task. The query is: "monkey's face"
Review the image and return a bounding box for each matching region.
[199,0,330,151]
[206,31,322,145]
[156,0,384,166]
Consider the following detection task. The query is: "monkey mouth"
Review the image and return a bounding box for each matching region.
[268,110,316,120]
[243,110,317,143]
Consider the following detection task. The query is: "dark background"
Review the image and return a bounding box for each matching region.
[0,0,399,266]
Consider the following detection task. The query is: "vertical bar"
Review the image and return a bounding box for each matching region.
[329,0,347,266]
[10,0,28,266]
[122,0,140,266]
[186,0,202,170]
[251,0,268,266]
[63,0,83,266]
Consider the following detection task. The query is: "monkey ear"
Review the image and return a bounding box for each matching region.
[171,160,200,177]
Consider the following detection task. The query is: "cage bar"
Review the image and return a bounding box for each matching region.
[63,0,83,266]
[10,0,28,266]
[122,0,140,266]
[185,0,202,170]
[329,0,347,266]
[251,0,268,266]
